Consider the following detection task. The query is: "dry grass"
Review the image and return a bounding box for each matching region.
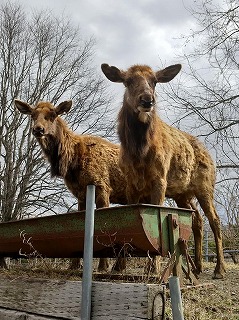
[1,259,239,319]
[165,262,239,320]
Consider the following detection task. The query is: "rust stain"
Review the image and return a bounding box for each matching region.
[0,204,193,258]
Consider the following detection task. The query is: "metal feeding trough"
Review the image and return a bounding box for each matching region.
[0,204,191,259]
[0,203,198,285]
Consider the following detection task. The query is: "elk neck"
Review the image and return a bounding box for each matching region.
[117,102,155,158]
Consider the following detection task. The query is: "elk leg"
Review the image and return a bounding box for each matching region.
[175,198,203,275]
[197,194,226,279]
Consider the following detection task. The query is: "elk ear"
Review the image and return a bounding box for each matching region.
[55,100,72,115]
[156,64,182,83]
[101,63,125,83]
[14,99,33,115]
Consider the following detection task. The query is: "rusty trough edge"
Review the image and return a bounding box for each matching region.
[0,204,193,259]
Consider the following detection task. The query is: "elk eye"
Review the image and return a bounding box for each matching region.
[125,78,133,87]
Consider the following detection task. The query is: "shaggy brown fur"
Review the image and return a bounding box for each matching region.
[101,63,226,279]
[15,99,128,272]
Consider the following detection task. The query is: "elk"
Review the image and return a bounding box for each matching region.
[101,63,226,279]
[15,99,129,272]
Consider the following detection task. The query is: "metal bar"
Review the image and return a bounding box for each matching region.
[223,250,239,253]
[168,214,182,279]
[169,276,184,320]
[81,185,96,320]
[204,230,209,262]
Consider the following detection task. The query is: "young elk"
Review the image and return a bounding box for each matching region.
[101,63,226,279]
[15,99,128,272]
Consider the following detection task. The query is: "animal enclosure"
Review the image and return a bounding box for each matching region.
[0,204,194,319]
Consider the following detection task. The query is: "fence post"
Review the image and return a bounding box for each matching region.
[81,185,96,320]
[204,230,209,262]
[169,276,184,320]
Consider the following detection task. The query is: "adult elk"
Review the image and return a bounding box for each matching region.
[101,63,226,279]
[15,99,128,272]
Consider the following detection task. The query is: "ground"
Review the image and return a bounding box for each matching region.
[0,259,239,319]
[165,262,239,320]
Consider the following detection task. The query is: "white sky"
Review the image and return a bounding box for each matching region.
[13,0,202,118]
[16,0,197,71]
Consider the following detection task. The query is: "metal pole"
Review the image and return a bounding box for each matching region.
[205,230,209,262]
[81,185,96,320]
[169,276,184,320]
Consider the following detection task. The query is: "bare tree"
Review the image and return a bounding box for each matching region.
[215,179,239,262]
[0,2,115,222]
[158,0,239,228]
[215,178,239,225]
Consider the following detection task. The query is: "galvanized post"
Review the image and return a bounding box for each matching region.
[81,185,96,320]
[169,276,184,320]
[205,230,209,262]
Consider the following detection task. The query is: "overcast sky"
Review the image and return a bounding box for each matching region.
[17,0,197,71]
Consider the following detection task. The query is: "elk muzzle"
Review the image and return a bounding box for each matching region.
[32,125,45,137]
[140,98,154,108]
[138,94,155,112]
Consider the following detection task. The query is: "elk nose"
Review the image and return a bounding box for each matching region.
[140,97,154,109]
[32,126,45,137]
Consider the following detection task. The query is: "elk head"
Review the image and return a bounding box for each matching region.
[15,100,72,138]
[101,63,181,122]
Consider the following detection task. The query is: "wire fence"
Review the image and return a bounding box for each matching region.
[188,228,239,264]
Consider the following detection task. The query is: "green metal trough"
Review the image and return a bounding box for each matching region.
[0,204,192,259]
